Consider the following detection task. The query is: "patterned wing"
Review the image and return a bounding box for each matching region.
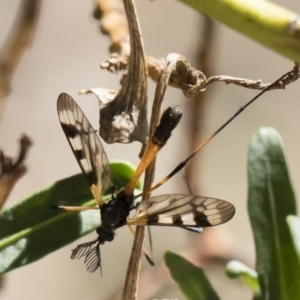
[128,194,235,228]
[57,93,112,207]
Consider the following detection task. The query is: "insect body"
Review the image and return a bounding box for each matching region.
[57,93,235,273]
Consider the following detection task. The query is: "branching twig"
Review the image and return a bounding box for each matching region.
[146,56,300,97]
[94,1,300,99]
[0,135,32,211]
[97,0,300,66]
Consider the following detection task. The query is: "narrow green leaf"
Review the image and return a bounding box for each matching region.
[164,251,220,300]
[226,260,260,294]
[0,160,139,274]
[248,127,300,300]
[180,0,300,62]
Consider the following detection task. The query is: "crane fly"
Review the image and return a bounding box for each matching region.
[57,93,235,273]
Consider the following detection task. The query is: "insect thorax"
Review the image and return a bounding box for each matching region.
[100,194,132,231]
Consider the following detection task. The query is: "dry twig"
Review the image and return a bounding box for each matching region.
[0,135,32,211]
[82,0,148,146]
[121,53,190,300]
[94,1,299,99]
[96,0,130,59]
[0,0,41,111]
[146,56,300,97]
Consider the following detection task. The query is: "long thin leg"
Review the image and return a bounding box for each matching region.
[127,224,154,266]
[147,226,153,263]
[52,205,99,211]
[135,68,299,198]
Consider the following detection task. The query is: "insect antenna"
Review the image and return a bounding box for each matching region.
[137,68,298,197]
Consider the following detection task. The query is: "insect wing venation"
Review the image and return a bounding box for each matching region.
[128,194,235,228]
[57,93,112,207]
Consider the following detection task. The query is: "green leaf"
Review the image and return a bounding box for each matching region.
[226,260,260,295]
[0,160,139,274]
[180,0,300,62]
[248,127,300,300]
[164,251,220,300]
[286,215,300,264]
[109,160,141,191]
